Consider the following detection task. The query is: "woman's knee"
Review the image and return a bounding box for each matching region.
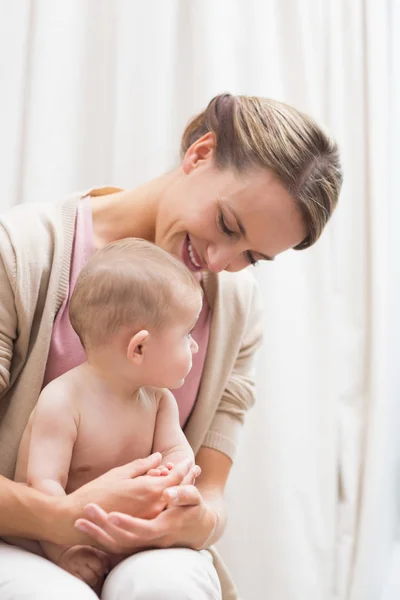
[0,541,98,600]
[102,547,222,600]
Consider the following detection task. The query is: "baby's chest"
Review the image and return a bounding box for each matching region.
[69,403,158,482]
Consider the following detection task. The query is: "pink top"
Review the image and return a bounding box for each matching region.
[173,296,211,426]
[43,197,211,428]
[42,196,94,387]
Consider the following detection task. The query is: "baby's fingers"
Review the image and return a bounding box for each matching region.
[158,459,193,488]
[147,468,162,477]
[147,466,170,476]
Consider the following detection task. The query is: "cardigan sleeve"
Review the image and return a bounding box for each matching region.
[201,278,263,460]
[0,226,17,397]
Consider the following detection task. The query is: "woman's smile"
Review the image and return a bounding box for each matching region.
[182,235,206,272]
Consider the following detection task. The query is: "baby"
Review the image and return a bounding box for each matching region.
[12,238,202,590]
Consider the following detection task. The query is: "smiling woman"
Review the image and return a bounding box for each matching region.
[180,94,341,252]
[0,93,342,600]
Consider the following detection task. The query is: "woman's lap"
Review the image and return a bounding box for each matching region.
[0,540,97,599]
[102,547,222,600]
[0,541,222,600]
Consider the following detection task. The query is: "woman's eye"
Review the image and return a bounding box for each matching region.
[247,251,259,267]
[218,211,236,237]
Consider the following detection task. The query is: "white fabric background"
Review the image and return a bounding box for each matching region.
[0,2,398,599]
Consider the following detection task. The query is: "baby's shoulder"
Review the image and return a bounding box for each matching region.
[38,371,79,413]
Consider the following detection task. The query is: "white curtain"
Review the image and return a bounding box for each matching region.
[380,0,400,598]
[0,2,397,599]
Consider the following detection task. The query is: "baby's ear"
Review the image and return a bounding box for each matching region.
[127,330,149,364]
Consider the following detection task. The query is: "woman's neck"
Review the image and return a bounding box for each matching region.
[90,170,178,249]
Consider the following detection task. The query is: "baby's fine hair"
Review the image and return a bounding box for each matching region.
[70,238,201,349]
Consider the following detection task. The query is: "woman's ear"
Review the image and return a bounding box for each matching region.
[127,330,149,365]
[182,132,215,174]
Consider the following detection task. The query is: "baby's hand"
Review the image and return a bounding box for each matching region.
[57,545,110,590]
[147,462,174,477]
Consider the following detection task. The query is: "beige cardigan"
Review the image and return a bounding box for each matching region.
[0,189,263,599]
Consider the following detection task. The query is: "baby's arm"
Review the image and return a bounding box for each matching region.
[18,383,78,563]
[16,383,109,587]
[152,389,194,467]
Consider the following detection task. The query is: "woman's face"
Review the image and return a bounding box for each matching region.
[155,134,308,274]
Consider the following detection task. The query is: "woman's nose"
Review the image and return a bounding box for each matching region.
[205,244,237,273]
[205,243,246,273]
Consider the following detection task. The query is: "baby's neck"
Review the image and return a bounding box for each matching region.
[79,361,141,403]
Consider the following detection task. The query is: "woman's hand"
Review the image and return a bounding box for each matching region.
[74,482,217,554]
[52,453,194,546]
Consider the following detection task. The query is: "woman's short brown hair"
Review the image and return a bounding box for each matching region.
[181,94,342,249]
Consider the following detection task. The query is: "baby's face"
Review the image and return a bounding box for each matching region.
[142,293,202,389]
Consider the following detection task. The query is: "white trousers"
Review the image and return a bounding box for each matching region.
[0,541,222,599]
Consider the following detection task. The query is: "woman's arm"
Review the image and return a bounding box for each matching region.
[0,236,17,396]
[193,446,229,546]
[73,447,230,552]
[0,454,194,545]
[0,475,62,539]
